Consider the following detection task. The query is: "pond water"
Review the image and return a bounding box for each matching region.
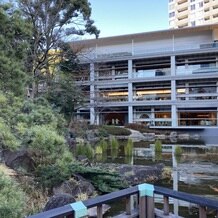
[97,141,218,217]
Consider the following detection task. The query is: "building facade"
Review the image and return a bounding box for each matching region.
[169,0,218,28]
[74,24,218,129]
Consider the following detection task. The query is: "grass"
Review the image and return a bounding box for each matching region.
[124,138,133,156]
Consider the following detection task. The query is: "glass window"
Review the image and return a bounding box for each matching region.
[191,21,196,26]
[169,12,175,17]
[191,4,195,10]
[190,0,195,2]
[199,2,203,7]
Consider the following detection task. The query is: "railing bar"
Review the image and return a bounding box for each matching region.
[126,196,131,215]
[154,186,218,209]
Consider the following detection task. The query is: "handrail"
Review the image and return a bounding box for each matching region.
[28,184,218,218]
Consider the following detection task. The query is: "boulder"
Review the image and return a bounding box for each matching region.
[53,175,95,198]
[178,133,190,140]
[2,149,36,173]
[43,193,75,211]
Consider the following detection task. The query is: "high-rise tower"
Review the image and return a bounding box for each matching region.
[169,0,218,28]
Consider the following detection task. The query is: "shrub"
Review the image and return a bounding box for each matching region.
[76,143,94,159]
[175,145,183,156]
[124,138,133,156]
[155,139,162,153]
[98,139,108,153]
[110,137,119,150]
[95,145,103,154]
[0,173,25,218]
[102,126,131,136]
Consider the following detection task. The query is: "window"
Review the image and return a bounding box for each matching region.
[169,11,175,17]
[191,4,195,10]
[190,0,195,2]
[199,2,203,7]
[191,21,196,26]
[169,0,174,2]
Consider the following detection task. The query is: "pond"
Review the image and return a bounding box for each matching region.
[96,141,218,217]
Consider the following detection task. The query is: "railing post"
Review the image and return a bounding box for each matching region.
[139,196,146,218]
[126,196,131,215]
[97,205,103,218]
[199,206,207,218]
[163,196,169,215]
[146,196,155,218]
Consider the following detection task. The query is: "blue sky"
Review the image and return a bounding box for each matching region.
[88,0,169,38]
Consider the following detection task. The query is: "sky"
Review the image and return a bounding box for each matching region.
[87,0,169,38]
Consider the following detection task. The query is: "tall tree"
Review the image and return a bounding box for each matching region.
[18,0,99,98]
[0,3,31,96]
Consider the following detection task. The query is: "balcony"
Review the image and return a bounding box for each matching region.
[132,68,171,79]
[177,17,188,26]
[176,1,188,10]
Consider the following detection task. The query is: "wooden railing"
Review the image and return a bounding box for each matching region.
[28,184,218,218]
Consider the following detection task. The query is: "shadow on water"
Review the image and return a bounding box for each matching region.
[96,140,218,217]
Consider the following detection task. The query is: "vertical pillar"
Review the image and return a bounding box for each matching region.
[171,55,176,76]
[172,105,177,127]
[112,66,115,80]
[185,82,189,100]
[128,59,133,124]
[90,63,95,124]
[151,108,155,126]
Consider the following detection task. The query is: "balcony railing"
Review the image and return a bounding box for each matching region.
[28,183,218,218]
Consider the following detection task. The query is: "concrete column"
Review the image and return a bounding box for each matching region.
[151,107,155,126]
[128,83,133,102]
[90,63,95,124]
[171,55,176,76]
[171,80,176,101]
[128,106,133,123]
[112,66,115,80]
[172,105,177,127]
[128,59,133,79]
[185,82,189,100]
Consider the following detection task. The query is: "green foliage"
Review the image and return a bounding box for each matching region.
[76,143,94,160]
[124,138,133,156]
[98,139,108,153]
[155,139,162,153]
[0,3,31,96]
[110,137,119,150]
[0,173,26,218]
[174,145,183,156]
[95,145,103,155]
[0,119,20,150]
[69,164,128,193]
[103,126,131,136]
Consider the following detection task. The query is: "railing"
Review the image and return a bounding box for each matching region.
[28,184,218,218]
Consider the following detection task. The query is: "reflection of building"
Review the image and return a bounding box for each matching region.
[74,24,218,128]
[169,0,218,28]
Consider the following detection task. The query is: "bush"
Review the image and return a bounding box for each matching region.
[102,126,131,136]
[155,139,162,153]
[175,145,183,156]
[124,138,133,156]
[97,139,108,153]
[76,143,94,159]
[0,173,25,218]
[110,137,119,150]
[95,145,103,154]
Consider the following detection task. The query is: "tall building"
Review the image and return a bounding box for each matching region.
[73,24,218,129]
[169,0,218,28]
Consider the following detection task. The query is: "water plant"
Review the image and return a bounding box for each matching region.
[174,145,183,156]
[154,139,162,153]
[110,136,119,150]
[76,143,94,159]
[95,145,103,155]
[124,138,133,156]
[98,138,108,153]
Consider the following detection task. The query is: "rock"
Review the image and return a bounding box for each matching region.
[53,175,95,198]
[143,133,155,141]
[44,194,110,217]
[2,149,36,173]
[191,134,200,140]
[75,137,84,144]
[43,193,75,211]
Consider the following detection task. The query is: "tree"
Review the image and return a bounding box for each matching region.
[0,3,31,96]
[18,0,100,98]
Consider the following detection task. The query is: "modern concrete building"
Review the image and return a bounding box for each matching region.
[169,0,218,28]
[73,24,218,129]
